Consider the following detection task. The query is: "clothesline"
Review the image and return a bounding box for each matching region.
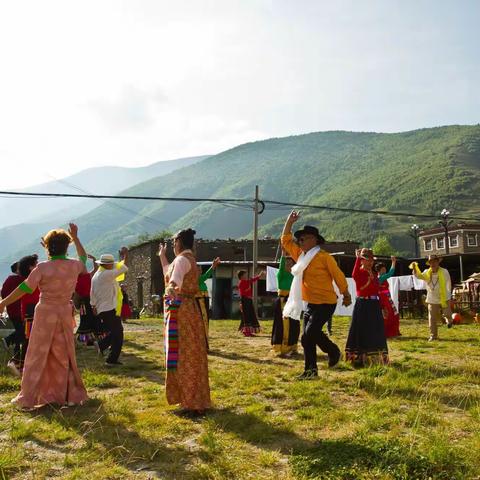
[265,267,427,317]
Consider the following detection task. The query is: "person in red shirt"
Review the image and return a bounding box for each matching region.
[1,261,24,372]
[345,248,389,366]
[12,255,39,376]
[75,254,99,346]
[237,270,265,336]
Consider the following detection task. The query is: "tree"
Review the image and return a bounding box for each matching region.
[372,235,398,256]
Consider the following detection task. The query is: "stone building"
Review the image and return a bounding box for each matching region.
[419,224,480,257]
[124,237,360,313]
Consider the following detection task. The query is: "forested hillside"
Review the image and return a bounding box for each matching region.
[80,125,480,256]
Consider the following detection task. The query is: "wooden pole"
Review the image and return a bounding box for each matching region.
[253,185,259,313]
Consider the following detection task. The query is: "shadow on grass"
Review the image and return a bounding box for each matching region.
[209,407,311,452]
[25,398,191,477]
[208,349,288,366]
[394,335,479,343]
[289,437,470,480]
[356,361,480,410]
[76,343,165,385]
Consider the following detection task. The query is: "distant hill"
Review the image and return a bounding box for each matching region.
[47,124,480,258]
[0,155,208,228]
[0,155,208,276]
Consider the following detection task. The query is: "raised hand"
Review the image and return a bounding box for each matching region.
[287,210,301,224]
[212,257,221,269]
[68,223,79,239]
[158,242,167,257]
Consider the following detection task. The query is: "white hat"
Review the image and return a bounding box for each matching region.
[95,254,115,265]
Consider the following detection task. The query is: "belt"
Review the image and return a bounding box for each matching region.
[358,296,379,300]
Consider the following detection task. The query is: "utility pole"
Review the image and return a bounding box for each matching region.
[252,185,259,312]
[409,224,420,258]
[439,208,452,255]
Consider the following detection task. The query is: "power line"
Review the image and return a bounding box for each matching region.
[262,199,480,223]
[0,189,479,223]
[45,174,171,229]
[0,190,255,205]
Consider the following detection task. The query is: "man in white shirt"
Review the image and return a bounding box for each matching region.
[411,254,452,341]
[91,247,128,365]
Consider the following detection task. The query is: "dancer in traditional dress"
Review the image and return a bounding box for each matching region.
[91,249,128,366]
[282,211,351,379]
[120,284,132,323]
[375,256,401,338]
[1,262,24,373]
[75,254,99,346]
[271,250,299,356]
[197,257,221,347]
[345,248,389,366]
[0,224,89,409]
[237,270,264,336]
[410,254,452,341]
[16,255,40,376]
[159,229,211,415]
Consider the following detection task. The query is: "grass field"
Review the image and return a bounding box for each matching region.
[1,316,480,480]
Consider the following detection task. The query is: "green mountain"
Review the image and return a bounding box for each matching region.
[7,125,480,263]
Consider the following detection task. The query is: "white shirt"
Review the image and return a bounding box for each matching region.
[423,267,451,304]
[90,263,128,314]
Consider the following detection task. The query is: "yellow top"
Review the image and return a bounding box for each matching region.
[281,233,348,304]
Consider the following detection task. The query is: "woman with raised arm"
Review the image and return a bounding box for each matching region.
[271,249,299,356]
[345,248,389,366]
[159,229,211,416]
[0,224,89,409]
[75,254,99,346]
[375,256,401,338]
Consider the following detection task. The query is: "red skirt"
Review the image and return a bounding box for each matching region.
[379,287,400,338]
[121,304,132,319]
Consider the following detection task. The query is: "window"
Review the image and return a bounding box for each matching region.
[449,235,459,248]
[467,234,478,247]
[436,237,445,249]
[424,239,433,251]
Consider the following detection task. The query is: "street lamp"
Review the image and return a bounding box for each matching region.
[409,224,420,258]
[439,208,453,255]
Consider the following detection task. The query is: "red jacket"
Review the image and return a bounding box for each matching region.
[1,274,24,318]
[238,276,260,299]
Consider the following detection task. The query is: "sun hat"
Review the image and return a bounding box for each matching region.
[95,254,115,265]
[293,225,326,244]
[426,254,443,266]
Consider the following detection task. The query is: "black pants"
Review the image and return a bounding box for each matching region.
[5,316,25,363]
[98,309,123,362]
[302,303,339,371]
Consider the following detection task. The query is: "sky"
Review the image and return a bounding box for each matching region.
[0,0,479,189]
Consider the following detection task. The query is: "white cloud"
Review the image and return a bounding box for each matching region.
[0,0,478,189]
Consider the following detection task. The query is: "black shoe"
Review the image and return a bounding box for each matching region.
[447,322,453,329]
[296,369,318,380]
[105,360,123,367]
[94,340,105,357]
[328,349,341,368]
[1,337,12,354]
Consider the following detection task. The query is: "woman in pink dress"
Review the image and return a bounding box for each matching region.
[0,223,89,409]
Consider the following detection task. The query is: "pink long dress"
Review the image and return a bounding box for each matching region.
[12,259,89,408]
